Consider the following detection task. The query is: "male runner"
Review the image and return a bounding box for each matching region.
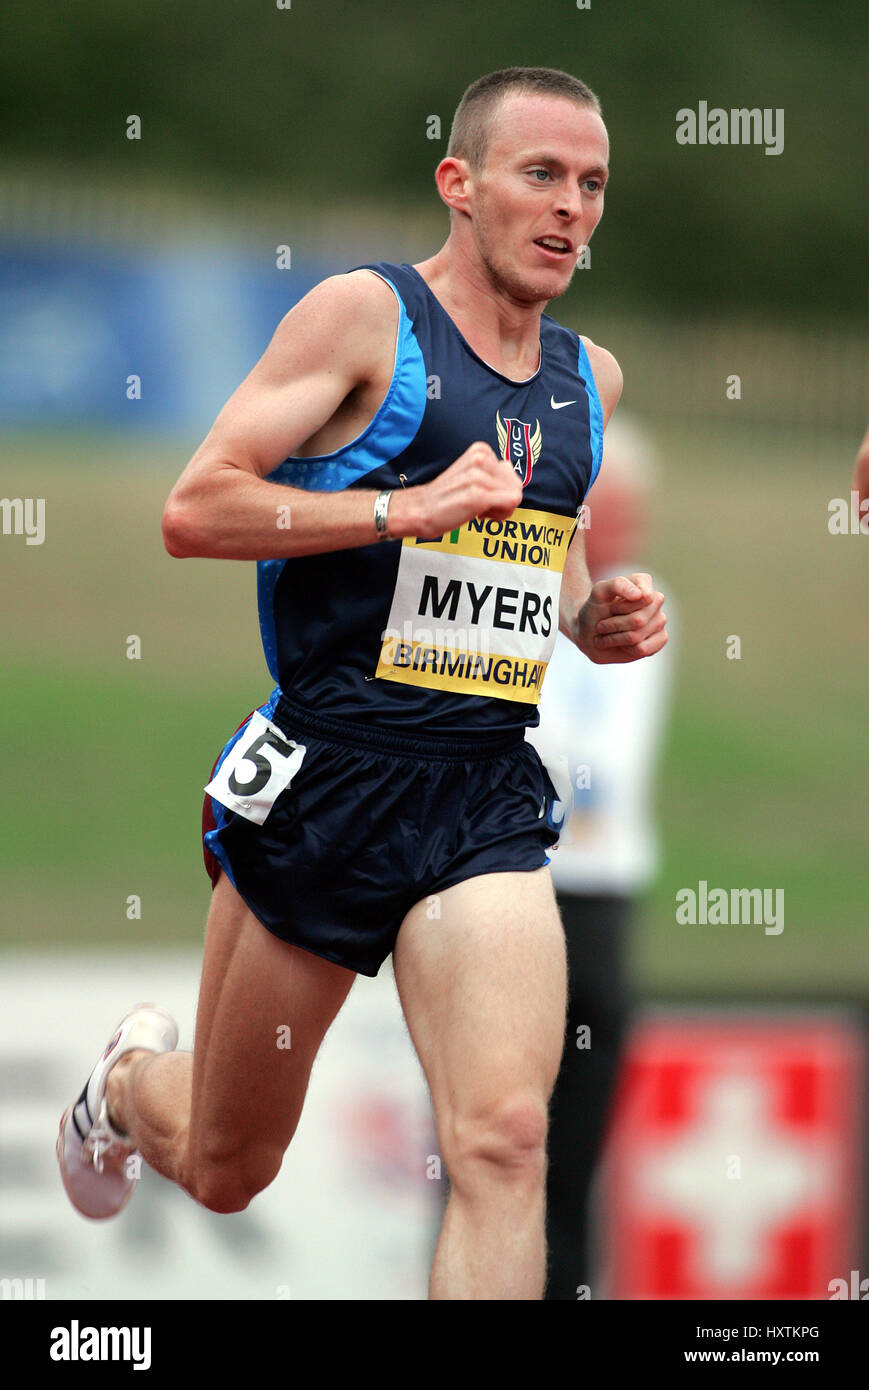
[58,66,668,1300]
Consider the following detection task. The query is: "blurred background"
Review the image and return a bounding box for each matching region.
[1,0,866,1300]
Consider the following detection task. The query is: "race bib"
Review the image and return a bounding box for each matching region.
[205,711,306,825]
[375,508,575,704]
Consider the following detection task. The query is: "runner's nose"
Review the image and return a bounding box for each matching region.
[554,188,582,222]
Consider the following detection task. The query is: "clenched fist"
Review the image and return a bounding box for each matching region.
[400,441,523,537]
[576,573,668,664]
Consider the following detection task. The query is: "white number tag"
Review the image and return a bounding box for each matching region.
[205,711,306,825]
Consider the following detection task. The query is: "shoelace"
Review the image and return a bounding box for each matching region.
[89,1130,118,1175]
[82,1109,131,1176]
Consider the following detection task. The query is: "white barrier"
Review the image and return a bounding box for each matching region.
[0,951,440,1301]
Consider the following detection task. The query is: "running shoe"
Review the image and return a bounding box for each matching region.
[57,1003,178,1219]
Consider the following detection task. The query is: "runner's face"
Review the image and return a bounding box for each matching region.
[469,94,609,304]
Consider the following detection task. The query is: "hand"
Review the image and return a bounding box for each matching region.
[396,442,523,537]
[575,573,668,664]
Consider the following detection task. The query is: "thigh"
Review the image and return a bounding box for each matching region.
[392,868,567,1131]
[187,870,356,1168]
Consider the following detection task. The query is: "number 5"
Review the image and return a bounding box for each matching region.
[228,730,292,798]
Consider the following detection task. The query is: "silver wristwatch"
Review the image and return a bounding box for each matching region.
[374,490,392,540]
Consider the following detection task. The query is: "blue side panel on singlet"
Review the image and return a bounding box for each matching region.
[578,336,604,493]
[256,261,603,738]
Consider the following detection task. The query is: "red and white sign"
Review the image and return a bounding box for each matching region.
[598,1013,864,1300]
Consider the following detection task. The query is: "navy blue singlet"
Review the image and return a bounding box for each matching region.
[257,262,603,739]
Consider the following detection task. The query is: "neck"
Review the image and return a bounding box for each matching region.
[413,238,546,379]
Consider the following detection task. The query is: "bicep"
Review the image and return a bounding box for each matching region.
[194,361,350,482]
[174,273,396,489]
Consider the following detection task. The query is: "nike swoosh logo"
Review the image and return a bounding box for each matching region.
[550,396,576,410]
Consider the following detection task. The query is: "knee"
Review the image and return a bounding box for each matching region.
[443,1093,548,1189]
[184,1145,282,1215]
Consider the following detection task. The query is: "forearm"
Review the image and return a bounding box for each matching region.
[558,545,593,645]
[162,465,424,561]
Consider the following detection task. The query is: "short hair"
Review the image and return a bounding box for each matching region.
[446,67,602,173]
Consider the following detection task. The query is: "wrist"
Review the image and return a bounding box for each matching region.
[560,591,588,648]
[382,485,425,540]
[559,611,580,648]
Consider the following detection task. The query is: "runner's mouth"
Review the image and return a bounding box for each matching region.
[533,237,572,257]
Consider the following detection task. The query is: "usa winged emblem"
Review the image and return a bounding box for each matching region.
[496,410,542,487]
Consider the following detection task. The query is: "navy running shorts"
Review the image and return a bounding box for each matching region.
[202,690,564,977]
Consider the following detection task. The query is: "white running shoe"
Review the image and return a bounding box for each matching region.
[57,1003,178,1219]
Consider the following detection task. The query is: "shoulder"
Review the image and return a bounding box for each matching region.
[579,335,623,427]
[273,268,398,343]
[263,269,399,381]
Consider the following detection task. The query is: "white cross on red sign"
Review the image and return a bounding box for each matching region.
[598,1013,863,1299]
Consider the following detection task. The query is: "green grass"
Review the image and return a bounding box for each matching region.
[2,423,867,995]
